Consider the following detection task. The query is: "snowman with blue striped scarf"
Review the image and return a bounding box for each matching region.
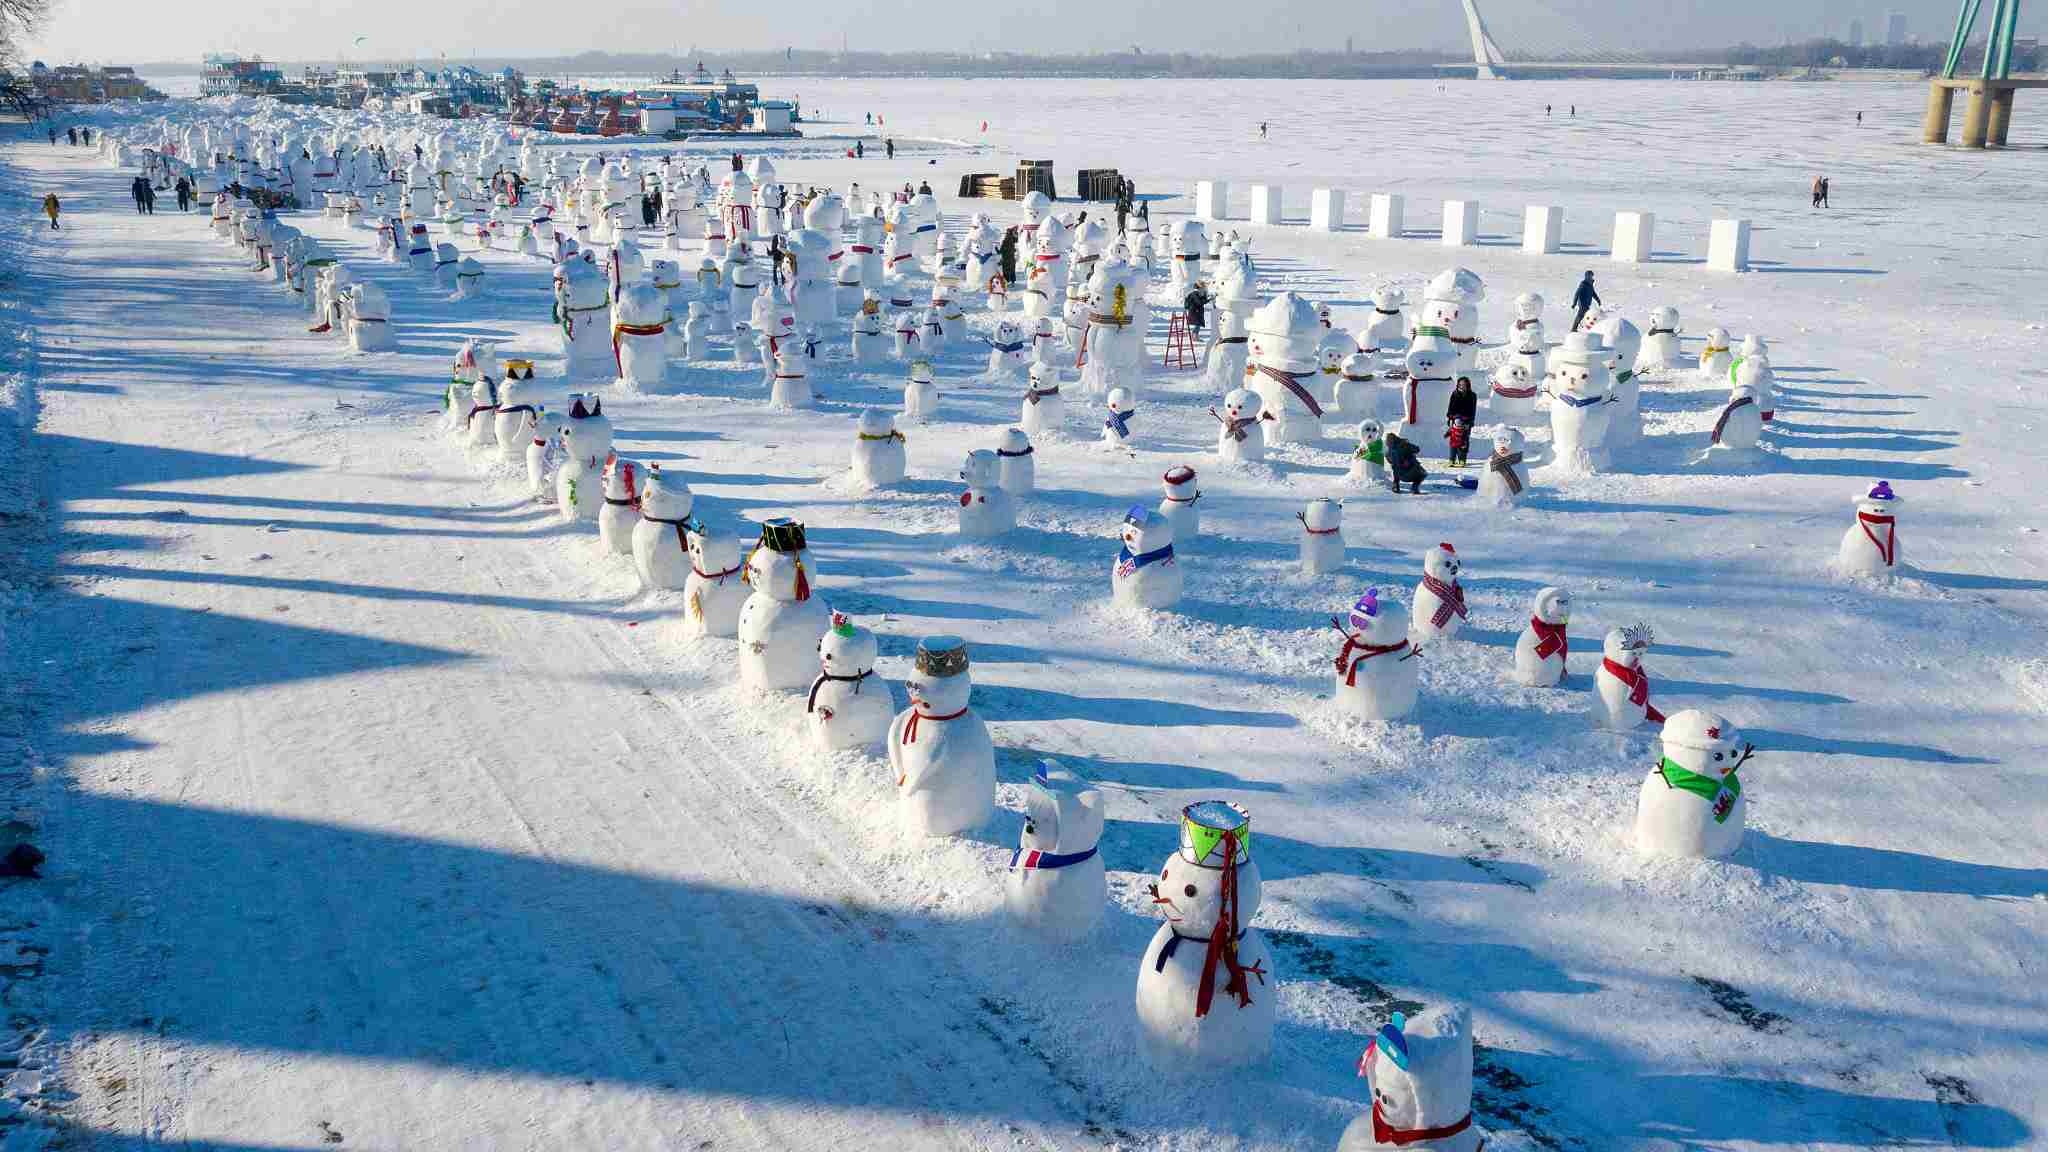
[1112,506,1181,611]
[1003,762,1105,944]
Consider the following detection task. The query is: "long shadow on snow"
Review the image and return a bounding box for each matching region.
[1745,726,1993,765]
[1743,832,2047,899]
[973,682,1294,730]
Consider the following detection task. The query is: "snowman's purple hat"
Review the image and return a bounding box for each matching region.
[1347,588,1383,632]
[1863,480,1898,503]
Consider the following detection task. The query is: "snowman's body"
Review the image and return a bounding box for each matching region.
[461,375,500,452]
[1135,803,1274,1069]
[1512,586,1571,687]
[1164,219,1206,297]
[1214,388,1267,463]
[1112,507,1182,611]
[1410,543,1468,645]
[1546,332,1612,474]
[1248,293,1327,444]
[1335,352,1379,423]
[556,259,614,382]
[903,362,939,422]
[1203,275,1255,396]
[630,469,694,591]
[852,304,888,364]
[1634,710,1749,860]
[1004,765,1106,944]
[851,408,908,488]
[889,637,996,837]
[1020,363,1064,438]
[1298,499,1345,575]
[1101,389,1138,450]
[1733,356,1776,424]
[807,618,895,753]
[957,450,1017,538]
[682,527,748,638]
[495,379,539,467]
[1711,387,1763,452]
[785,228,836,333]
[985,318,1029,379]
[1477,428,1530,507]
[736,530,832,692]
[554,397,614,524]
[597,455,644,555]
[996,429,1036,496]
[1594,315,1645,446]
[1077,258,1148,402]
[1837,481,1902,579]
[1349,420,1387,485]
[1158,466,1200,546]
[1337,1005,1486,1152]
[346,284,393,353]
[1593,626,1664,731]
[1399,336,1456,436]
[613,283,671,393]
[1641,306,1681,371]
[769,345,812,409]
[1332,590,1419,722]
[682,303,710,360]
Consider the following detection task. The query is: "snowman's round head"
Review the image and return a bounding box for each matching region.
[1418,296,1463,330]
[1855,479,1901,517]
[1019,190,1051,225]
[1596,315,1642,362]
[638,465,693,520]
[1027,359,1053,387]
[1425,265,1486,304]
[1223,388,1262,423]
[1341,352,1374,379]
[617,282,665,327]
[731,262,760,289]
[649,258,679,285]
[1106,387,1135,415]
[1513,292,1545,322]
[908,635,973,712]
[1660,709,1748,780]
[1358,419,1384,445]
[686,300,708,322]
[1319,346,1347,372]
[1511,324,1545,355]
[686,521,740,575]
[1151,800,1261,938]
[856,407,896,438]
[435,240,458,263]
[1249,292,1324,372]
[998,427,1032,457]
[1020,761,1105,856]
[1706,325,1731,348]
[960,449,1000,489]
[1303,498,1342,533]
[1174,219,1207,257]
[1493,426,1526,456]
[1651,305,1680,332]
[1162,464,1197,498]
[1423,542,1460,581]
[1369,283,1405,311]
[1358,1005,1476,1138]
[1733,357,1770,390]
[602,455,643,501]
[1551,332,1606,394]
[1121,505,1175,554]
[350,282,389,319]
[1604,622,1653,665]
[1494,362,1533,396]
[1531,586,1571,626]
[1032,315,1057,340]
[1346,586,1410,646]
[1739,333,1768,358]
[816,612,878,677]
[909,359,934,386]
[995,319,1023,346]
[1405,337,1449,380]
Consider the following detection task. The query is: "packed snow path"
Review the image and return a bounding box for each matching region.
[7,110,2046,1152]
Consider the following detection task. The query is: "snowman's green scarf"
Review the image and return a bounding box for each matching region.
[1353,440,1384,465]
[1657,758,1742,823]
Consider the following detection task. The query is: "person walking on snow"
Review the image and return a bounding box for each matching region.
[42,193,60,230]
[885,138,895,160]
[141,183,156,215]
[175,175,192,212]
[66,127,77,146]
[131,176,149,213]
[1811,175,1823,208]
[1819,176,1830,207]
[1569,271,1600,331]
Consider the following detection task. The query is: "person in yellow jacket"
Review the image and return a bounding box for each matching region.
[42,193,60,230]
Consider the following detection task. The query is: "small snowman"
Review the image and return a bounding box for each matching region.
[986,318,1030,379]
[1641,305,1681,371]
[1361,284,1406,352]
[851,408,908,489]
[995,428,1036,496]
[1158,465,1200,545]
[1593,623,1666,731]
[891,310,921,360]
[1330,588,1420,722]
[1003,760,1107,945]
[1698,325,1733,380]
[1595,315,1645,445]
[1112,505,1182,611]
[903,359,939,423]
[806,612,895,753]
[1512,586,1571,687]
[1733,355,1776,424]
[1837,480,1901,579]
[1488,358,1540,427]
[1507,323,1547,407]
[554,394,613,524]
[1348,420,1386,485]
[1008,363,1061,440]
[1134,800,1275,1070]
[1031,316,1061,369]
[597,454,645,555]
[681,301,710,360]
[736,518,832,692]
[1410,542,1468,645]
[1476,427,1530,507]
[1101,387,1137,450]
[523,404,553,500]
[730,320,763,367]
[630,465,694,591]
[495,378,538,468]
[1213,388,1267,463]
[889,636,996,837]
[851,300,887,364]
[1634,709,1752,859]
[461,374,500,452]
[1710,384,1763,452]
[768,342,811,409]
[1335,352,1379,423]
[1298,498,1346,575]
[1509,290,1545,340]
[682,522,748,639]
[957,449,1017,538]
[1337,1006,1487,1152]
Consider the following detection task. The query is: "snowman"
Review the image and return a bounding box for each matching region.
[903,359,939,423]
[1593,623,1666,731]
[1488,357,1541,427]
[1020,361,1064,438]
[341,283,392,354]
[1134,800,1275,1069]
[1203,263,1257,395]
[1733,355,1776,424]
[737,518,833,692]
[1837,480,1901,579]
[1710,384,1763,452]
[1029,214,1073,313]
[681,302,711,360]
[683,521,749,639]
[1330,588,1420,722]
[1078,257,1148,401]
[629,466,694,591]
[1298,499,1345,575]
[957,449,1017,539]
[1410,542,1468,645]
[985,318,1030,379]
[883,202,919,275]
[785,228,836,334]
[851,408,908,489]
[769,343,811,410]
[1123,212,1155,271]
[731,319,763,368]
[1158,465,1200,545]
[612,283,671,393]
[494,377,539,467]
[1101,388,1138,450]
[454,257,486,300]
[1641,306,1682,371]
[889,636,996,837]
[1513,586,1571,687]
[1247,292,1326,444]
[646,258,685,359]
[1030,316,1061,369]
[1164,219,1206,297]
[1361,285,1407,353]
[995,428,1036,496]
[1545,332,1612,474]
[1004,761,1107,944]
[1698,326,1733,380]
[806,613,895,753]
[849,212,886,290]
[1634,710,1752,859]
[1509,291,1545,341]
[1399,335,1456,435]
[597,454,645,555]
[554,393,613,523]
[1349,420,1386,485]
[1594,315,1645,445]
[1476,427,1530,506]
[962,214,1002,288]
[460,373,500,452]
[433,242,461,289]
[1335,353,1379,423]
[1337,1006,1486,1152]
[1112,506,1182,611]
[852,298,888,364]
[523,405,553,499]
[891,309,921,360]
[1212,388,1267,463]
[1412,267,1485,388]
[556,258,613,382]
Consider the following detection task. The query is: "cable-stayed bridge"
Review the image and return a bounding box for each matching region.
[1436,0,1761,79]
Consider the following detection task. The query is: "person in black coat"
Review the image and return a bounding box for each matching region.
[1446,377,1478,428]
[1569,271,1600,331]
[997,226,1019,287]
[1383,428,1427,494]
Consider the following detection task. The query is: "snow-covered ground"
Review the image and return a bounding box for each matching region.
[3,78,2046,1150]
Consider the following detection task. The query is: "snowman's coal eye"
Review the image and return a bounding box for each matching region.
[1023,821,1036,834]
[1159,866,1169,880]
[1183,884,1198,898]
[1714,752,1724,761]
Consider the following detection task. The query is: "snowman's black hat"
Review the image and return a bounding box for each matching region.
[757,517,807,554]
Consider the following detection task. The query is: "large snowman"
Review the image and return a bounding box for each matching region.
[1247,292,1326,444]
[736,518,832,692]
[1135,801,1275,1069]
[1411,267,1485,390]
[1545,332,1612,474]
[1077,254,1148,400]
[555,256,613,383]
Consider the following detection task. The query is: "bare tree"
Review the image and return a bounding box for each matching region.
[0,0,51,121]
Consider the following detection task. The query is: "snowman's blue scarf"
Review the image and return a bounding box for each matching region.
[1105,409,1134,438]
[983,336,1026,353]
[1553,390,1608,409]
[1007,845,1098,873]
[1116,543,1173,576]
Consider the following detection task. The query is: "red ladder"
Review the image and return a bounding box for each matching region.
[1163,313,1196,369]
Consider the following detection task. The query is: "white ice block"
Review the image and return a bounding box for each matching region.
[1442,199,1479,247]
[1250,184,1282,226]
[1612,211,1655,263]
[1195,180,1229,222]
[1523,205,1563,255]
[1310,188,1345,232]
[1369,193,1404,240]
[1707,218,1751,273]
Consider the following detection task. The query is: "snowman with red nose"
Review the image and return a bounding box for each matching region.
[1135,801,1275,1069]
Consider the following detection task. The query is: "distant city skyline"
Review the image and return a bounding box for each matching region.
[24,0,2037,68]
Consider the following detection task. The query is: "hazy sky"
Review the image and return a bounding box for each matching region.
[26,0,2036,68]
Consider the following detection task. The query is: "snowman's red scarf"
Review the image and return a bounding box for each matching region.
[1403,375,1450,425]
[1254,364,1324,418]
[1600,657,1666,724]
[1331,621,1411,686]
[603,460,640,509]
[1858,511,1896,567]
[898,705,968,759]
[1421,575,1467,629]
[1529,617,1568,662]
[1711,395,1755,445]
[1297,512,1341,536]
[1196,829,1266,1018]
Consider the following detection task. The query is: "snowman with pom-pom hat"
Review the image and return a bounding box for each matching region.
[1410,543,1468,645]
[1838,480,1902,579]
[1594,623,1666,731]
[889,636,996,837]
[1112,506,1182,611]
[1135,800,1275,1070]
[630,466,694,591]
[1003,760,1106,945]
[1513,587,1572,687]
[1634,709,1752,859]
[806,612,894,753]
[1331,588,1420,722]
[736,518,833,692]
[1338,1005,1486,1151]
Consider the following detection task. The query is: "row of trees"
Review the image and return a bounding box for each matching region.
[0,0,51,119]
